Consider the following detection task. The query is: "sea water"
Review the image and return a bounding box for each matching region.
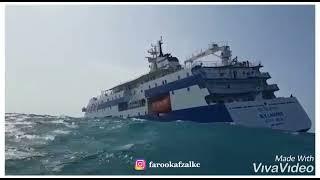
[5,113,315,175]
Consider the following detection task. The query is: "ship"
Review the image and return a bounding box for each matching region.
[82,37,312,132]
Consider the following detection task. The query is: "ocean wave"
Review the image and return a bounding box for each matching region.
[5,113,315,175]
[113,143,135,151]
[41,159,65,172]
[52,129,71,135]
[46,119,66,124]
[17,134,56,142]
[53,129,71,134]
[107,124,124,131]
[6,121,34,126]
[64,122,78,129]
[5,147,46,160]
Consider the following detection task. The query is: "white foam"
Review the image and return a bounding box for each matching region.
[5,147,45,160]
[41,159,64,172]
[43,135,56,141]
[105,153,114,159]
[48,119,65,124]
[291,132,300,136]
[21,134,39,140]
[229,122,237,126]
[6,121,34,125]
[108,124,123,130]
[52,129,71,135]
[11,133,56,143]
[5,123,20,134]
[64,122,78,129]
[117,143,134,150]
[131,118,146,122]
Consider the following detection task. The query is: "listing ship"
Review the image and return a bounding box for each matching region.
[82,37,311,132]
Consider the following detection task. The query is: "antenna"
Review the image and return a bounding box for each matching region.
[159,36,163,57]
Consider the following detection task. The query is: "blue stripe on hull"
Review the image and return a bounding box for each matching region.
[136,104,233,123]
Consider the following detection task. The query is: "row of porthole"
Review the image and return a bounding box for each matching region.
[105,95,122,102]
[171,87,191,95]
[146,73,191,89]
[105,93,121,97]
[103,73,192,102]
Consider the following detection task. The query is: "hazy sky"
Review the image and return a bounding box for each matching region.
[5,5,315,131]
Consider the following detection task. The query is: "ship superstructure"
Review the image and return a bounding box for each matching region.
[82,38,311,132]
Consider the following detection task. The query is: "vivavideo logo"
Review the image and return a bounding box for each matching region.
[135,159,146,171]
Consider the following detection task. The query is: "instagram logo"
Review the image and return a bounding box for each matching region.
[135,159,146,171]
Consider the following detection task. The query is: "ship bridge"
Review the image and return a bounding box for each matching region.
[183,41,279,104]
[146,37,182,72]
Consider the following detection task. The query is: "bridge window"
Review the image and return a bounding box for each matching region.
[171,91,175,95]
[141,89,143,93]
[165,80,167,84]
[149,85,151,89]
[178,75,181,80]
[187,87,190,91]
[155,83,157,87]
[187,73,190,77]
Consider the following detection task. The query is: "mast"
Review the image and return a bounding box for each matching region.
[146,37,181,72]
[159,36,164,57]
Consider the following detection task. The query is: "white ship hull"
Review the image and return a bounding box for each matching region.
[82,39,312,132]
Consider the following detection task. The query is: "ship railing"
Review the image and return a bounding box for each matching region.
[189,60,261,68]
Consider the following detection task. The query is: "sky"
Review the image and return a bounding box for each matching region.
[5,5,315,131]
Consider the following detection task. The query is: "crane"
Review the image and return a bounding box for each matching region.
[184,43,232,67]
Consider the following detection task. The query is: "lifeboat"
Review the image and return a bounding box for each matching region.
[151,95,172,113]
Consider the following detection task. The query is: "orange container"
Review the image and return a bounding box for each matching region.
[151,96,171,113]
